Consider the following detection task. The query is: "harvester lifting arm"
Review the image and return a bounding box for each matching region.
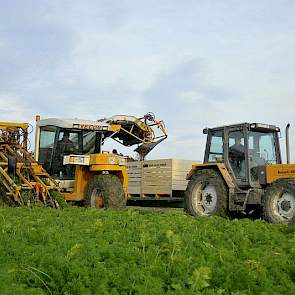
[102,112,168,159]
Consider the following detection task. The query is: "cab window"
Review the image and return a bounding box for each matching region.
[208,131,223,162]
[52,130,80,179]
[39,126,57,172]
[248,131,278,181]
[228,131,246,182]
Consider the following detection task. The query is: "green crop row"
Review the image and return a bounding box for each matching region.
[0,207,294,294]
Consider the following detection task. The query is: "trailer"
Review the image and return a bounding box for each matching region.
[127,159,199,201]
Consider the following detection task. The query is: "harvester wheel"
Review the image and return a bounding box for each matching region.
[86,174,126,209]
[185,169,228,217]
[262,181,295,224]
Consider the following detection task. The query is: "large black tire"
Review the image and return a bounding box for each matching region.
[262,180,295,224]
[185,169,228,217]
[85,174,126,209]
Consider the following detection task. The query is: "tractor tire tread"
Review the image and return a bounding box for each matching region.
[85,174,126,209]
[184,169,228,217]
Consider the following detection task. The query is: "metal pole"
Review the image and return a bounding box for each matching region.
[34,115,41,161]
[286,123,291,164]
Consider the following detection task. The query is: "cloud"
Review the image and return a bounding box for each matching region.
[0,93,32,121]
[0,0,294,161]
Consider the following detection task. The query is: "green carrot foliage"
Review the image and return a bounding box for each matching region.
[0,207,294,294]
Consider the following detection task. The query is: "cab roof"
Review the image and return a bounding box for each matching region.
[37,118,112,131]
[203,122,280,134]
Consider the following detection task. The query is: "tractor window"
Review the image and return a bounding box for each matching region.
[229,137,244,147]
[83,131,95,154]
[83,131,102,154]
[39,126,57,172]
[248,131,278,181]
[228,131,246,181]
[208,132,223,162]
[57,131,80,153]
[52,130,80,179]
[259,134,277,163]
[40,130,55,148]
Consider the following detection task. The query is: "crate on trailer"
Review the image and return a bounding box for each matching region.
[126,161,142,195]
[127,159,199,199]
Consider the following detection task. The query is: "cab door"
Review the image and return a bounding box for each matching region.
[51,129,82,179]
[225,126,249,187]
[38,126,57,172]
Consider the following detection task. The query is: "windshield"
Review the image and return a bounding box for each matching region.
[83,131,98,154]
[248,131,279,181]
[39,126,57,172]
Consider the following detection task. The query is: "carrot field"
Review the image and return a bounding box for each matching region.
[0,207,294,294]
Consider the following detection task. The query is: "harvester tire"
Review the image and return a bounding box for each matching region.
[262,180,295,224]
[185,169,228,217]
[86,174,126,209]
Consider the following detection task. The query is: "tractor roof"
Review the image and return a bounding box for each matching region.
[203,122,280,134]
[37,118,112,131]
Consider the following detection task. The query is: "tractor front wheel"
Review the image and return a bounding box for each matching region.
[185,170,228,217]
[262,181,295,224]
[86,174,126,209]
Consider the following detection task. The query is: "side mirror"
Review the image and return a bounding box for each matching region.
[203,128,208,134]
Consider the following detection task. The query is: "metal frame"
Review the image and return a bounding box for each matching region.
[0,123,59,204]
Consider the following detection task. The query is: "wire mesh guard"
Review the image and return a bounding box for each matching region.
[106,112,168,159]
[0,122,60,207]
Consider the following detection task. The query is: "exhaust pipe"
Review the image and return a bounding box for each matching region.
[286,123,291,164]
[34,115,41,161]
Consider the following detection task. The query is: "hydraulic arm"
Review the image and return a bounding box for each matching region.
[102,112,167,159]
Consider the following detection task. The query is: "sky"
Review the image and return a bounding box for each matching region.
[0,0,294,161]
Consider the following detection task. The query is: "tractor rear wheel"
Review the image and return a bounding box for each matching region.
[86,174,126,209]
[262,181,295,224]
[185,169,228,217]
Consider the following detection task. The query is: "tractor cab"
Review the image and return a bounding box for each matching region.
[35,118,108,180]
[203,123,282,188]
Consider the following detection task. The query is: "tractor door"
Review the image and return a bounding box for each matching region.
[204,126,250,187]
[226,128,248,186]
[38,126,57,172]
[39,127,82,179]
[247,130,281,184]
[225,126,252,188]
[51,129,82,179]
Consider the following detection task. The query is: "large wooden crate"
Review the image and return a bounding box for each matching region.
[127,159,199,198]
[126,161,142,195]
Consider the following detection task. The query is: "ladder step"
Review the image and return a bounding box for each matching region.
[34,172,48,176]
[21,187,31,190]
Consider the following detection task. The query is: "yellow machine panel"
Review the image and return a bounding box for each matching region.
[63,155,90,166]
[187,163,235,190]
[266,164,295,184]
[89,153,126,166]
[63,153,129,201]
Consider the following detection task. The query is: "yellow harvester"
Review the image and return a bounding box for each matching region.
[0,113,167,208]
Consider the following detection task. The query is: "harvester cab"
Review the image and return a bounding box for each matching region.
[185,122,295,224]
[34,113,167,208]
